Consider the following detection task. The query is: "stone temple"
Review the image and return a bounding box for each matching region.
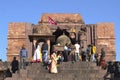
[7,13,116,62]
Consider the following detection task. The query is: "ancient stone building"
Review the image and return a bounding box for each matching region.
[7,13,116,62]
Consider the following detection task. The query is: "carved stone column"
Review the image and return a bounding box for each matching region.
[47,39,50,55]
[32,39,37,56]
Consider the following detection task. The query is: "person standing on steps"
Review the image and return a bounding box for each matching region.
[100,48,106,61]
[11,57,19,73]
[81,47,86,61]
[100,48,107,69]
[70,45,76,63]
[114,62,120,79]
[57,51,64,64]
[19,44,28,69]
[104,61,115,80]
[63,43,68,62]
[86,45,91,62]
[50,51,58,73]
[33,45,42,62]
[74,41,80,62]
[91,44,96,62]
[41,40,48,64]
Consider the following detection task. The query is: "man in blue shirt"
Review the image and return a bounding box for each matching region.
[41,41,48,63]
[19,45,28,69]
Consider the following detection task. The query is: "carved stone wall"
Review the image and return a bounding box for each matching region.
[7,23,33,62]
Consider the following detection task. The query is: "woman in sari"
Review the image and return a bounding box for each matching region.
[50,51,58,73]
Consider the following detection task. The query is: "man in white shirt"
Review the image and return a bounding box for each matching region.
[64,43,68,62]
[74,41,80,61]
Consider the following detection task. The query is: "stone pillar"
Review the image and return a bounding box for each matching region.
[86,25,91,46]
[47,39,50,55]
[32,39,37,56]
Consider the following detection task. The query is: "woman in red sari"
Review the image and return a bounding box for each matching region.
[50,51,58,73]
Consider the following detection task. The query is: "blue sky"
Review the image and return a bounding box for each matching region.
[0,0,120,61]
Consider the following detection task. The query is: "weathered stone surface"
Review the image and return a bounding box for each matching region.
[7,23,33,62]
[39,13,85,24]
[96,23,116,61]
[97,23,115,38]
[33,24,52,35]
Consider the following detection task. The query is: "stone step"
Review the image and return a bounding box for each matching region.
[30,77,104,80]
[60,61,96,66]
[59,66,100,70]
[5,70,28,80]
[28,72,102,79]
[59,63,97,68]
[27,71,105,80]
[5,78,12,80]
[27,67,48,72]
[12,73,19,78]
[5,62,105,80]
[28,69,99,75]
[28,62,98,72]
[29,62,97,68]
[5,77,26,80]
[27,66,100,74]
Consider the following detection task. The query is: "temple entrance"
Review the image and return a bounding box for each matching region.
[29,23,97,60]
[52,27,72,51]
[29,34,55,59]
[52,27,77,45]
[53,27,69,40]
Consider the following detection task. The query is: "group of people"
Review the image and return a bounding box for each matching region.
[17,40,107,73]
[62,41,106,67]
[10,41,58,74]
[10,38,114,76]
[104,61,120,79]
[9,41,60,74]
[32,41,48,63]
[32,41,58,73]
[10,44,28,74]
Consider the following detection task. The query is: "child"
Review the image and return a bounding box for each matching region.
[57,52,64,64]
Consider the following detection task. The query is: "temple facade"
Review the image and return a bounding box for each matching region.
[7,13,116,62]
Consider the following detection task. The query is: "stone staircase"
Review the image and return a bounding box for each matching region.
[5,62,106,80]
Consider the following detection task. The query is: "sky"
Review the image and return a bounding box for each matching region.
[0,0,120,61]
